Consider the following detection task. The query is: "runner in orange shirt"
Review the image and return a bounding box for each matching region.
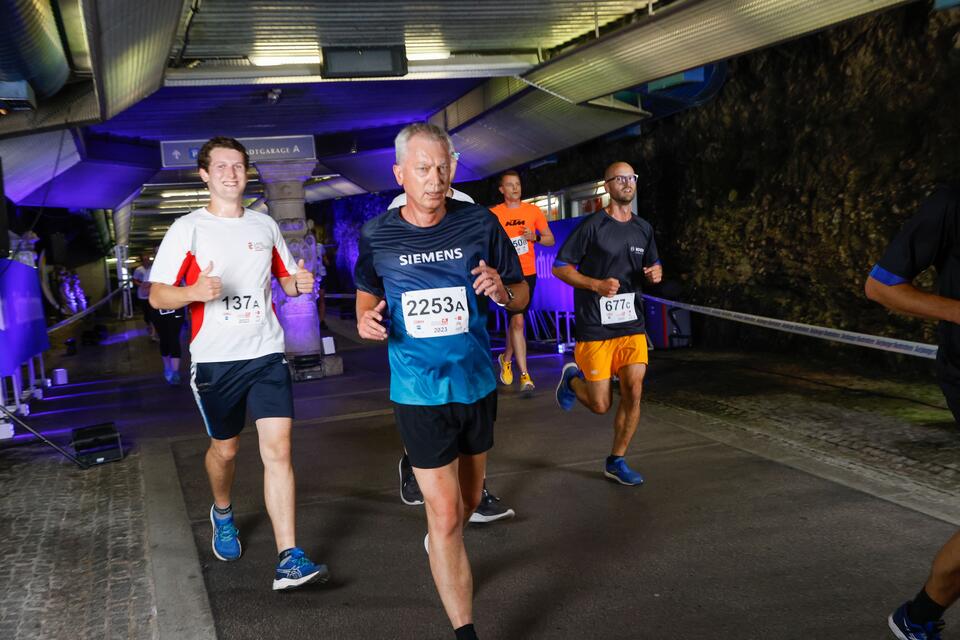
[490,170,554,395]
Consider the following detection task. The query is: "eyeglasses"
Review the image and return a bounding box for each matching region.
[604,174,638,185]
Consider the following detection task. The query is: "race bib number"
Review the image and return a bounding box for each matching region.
[599,293,638,325]
[511,236,529,256]
[215,289,265,326]
[402,286,469,338]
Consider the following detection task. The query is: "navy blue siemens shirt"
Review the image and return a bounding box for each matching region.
[355,200,523,405]
[870,186,960,382]
[555,211,660,342]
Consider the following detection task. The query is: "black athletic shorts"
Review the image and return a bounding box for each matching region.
[508,274,537,317]
[190,352,294,440]
[137,297,153,324]
[393,391,497,469]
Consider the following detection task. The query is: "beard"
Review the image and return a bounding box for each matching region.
[611,193,634,205]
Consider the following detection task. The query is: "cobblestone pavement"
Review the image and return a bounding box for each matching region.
[646,349,960,497]
[0,446,156,640]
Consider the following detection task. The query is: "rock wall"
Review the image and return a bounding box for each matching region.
[471,4,960,363]
[326,5,960,369]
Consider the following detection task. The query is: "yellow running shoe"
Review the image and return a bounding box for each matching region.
[498,354,513,385]
[519,372,535,396]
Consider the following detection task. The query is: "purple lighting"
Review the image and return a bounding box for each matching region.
[17,161,158,209]
[89,79,484,140]
[100,327,149,345]
[0,259,50,376]
[332,192,394,292]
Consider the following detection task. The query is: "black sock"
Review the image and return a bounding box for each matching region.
[908,588,946,624]
[278,548,296,562]
[454,624,478,640]
[606,455,623,465]
[212,504,232,519]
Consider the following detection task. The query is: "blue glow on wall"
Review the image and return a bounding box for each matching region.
[333,192,395,291]
[0,259,50,376]
[527,217,579,312]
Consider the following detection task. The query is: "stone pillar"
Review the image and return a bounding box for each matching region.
[256,161,321,357]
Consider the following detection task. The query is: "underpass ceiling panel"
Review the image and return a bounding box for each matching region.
[320,147,400,193]
[450,89,643,179]
[17,160,157,209]
[523,0,914,104]
[0,130,82,202]
[88,79,484,140]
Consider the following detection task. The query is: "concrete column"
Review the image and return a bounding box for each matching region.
[256,161,321,356]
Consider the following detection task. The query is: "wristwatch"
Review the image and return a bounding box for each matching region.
[495,286,515,308]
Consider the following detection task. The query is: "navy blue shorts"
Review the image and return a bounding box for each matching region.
[190,352,294,440]
[393,391,496,469]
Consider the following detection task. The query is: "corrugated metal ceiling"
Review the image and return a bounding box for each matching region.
[170,1,651,60]
[84,0,184,119]
[523,0,915,104]
[449,90,644,179]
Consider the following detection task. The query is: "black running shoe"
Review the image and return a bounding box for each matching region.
[469,485,516,523]
[399,455,424,505]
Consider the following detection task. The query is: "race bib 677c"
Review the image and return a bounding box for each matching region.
[599,292,637,325]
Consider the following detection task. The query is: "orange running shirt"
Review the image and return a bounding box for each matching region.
[490,201,549,276]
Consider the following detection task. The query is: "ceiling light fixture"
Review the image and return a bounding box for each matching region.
[158,189,209,198]
[406,50,451,61]
[248,54,321,67]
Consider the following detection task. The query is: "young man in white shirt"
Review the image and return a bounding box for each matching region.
[149,136,327,591]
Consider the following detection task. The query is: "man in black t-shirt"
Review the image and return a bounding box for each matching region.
[552,161,662,486]
[865,186,960,639]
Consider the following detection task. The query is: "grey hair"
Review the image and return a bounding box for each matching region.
[394,122,455,164]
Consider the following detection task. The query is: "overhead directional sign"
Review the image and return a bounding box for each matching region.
[160,135,317,168]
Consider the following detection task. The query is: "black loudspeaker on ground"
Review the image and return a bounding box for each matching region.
[71,423,124,466]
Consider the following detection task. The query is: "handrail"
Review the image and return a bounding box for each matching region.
[47,284,128,334]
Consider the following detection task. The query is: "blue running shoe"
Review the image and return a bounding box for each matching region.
[888,602,944,640]
[604,457,645,486]
[555,362,580,411]
[209,505,242,561]
[273,547,329,591]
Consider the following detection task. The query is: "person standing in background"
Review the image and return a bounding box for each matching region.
[132,254,157,341]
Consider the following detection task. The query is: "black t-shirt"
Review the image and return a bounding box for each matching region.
[555,211,660,342]
[875,186,960,381]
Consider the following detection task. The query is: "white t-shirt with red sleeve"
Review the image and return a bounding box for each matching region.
[149,207,298,363]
